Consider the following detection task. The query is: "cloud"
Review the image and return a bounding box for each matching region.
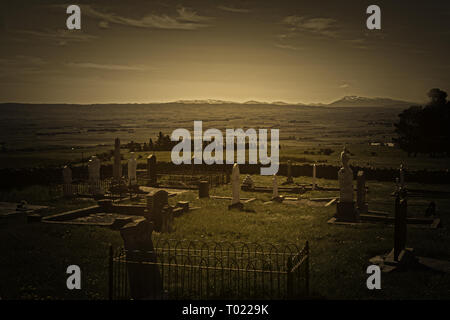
[217,6,250,13]
[16,29,97,45]
[339,83,350,89]
[65,62,146,71]
[274,43,301,51]
[283,16,338,38]
[83,5,213,30]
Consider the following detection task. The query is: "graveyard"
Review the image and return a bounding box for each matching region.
[0,137,449,300]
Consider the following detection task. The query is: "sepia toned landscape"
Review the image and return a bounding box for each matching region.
[0,0,449,303]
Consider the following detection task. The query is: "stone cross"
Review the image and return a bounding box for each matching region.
[231,163,240,205]
[272,174,279,198]
[338,147,353,203]
[62,165,72,196]
[128,152,137,185]
[312,163,316,190]
[113,138,122,181]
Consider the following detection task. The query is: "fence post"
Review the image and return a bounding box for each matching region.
[108,244,113,300]
[286,256,293,299]
[305,241,310,297]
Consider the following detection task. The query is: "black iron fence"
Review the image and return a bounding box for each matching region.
[109,239,309,300]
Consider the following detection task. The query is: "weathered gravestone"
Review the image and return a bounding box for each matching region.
[229,164,243,210]
[119,219,163,299]
[286,160,294,184]
[128,152,137,186]
[242,174,254,191]
[113,138,122,181]
[62,165,73,197]
[147,154,157,186]
[198,180,209,198]
[271,175,284,202]
[335,147,358,222]
[357,170,368,214]
[88,156,102,195]
[146,190,173,233]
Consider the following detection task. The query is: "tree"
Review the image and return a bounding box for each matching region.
[394,89,449,157]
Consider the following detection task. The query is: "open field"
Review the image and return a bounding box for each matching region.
[0,176,449,300]
[2,103,449,171]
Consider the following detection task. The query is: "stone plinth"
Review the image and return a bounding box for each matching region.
[335,200,359,222]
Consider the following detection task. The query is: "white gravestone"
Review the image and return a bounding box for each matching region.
[128,152,137,185]
[272,175,279,198]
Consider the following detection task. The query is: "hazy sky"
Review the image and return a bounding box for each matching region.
[1,0,449,104]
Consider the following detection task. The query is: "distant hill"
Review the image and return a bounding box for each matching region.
[327,96,416,107]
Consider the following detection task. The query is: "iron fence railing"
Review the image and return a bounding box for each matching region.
[109,239,309,300]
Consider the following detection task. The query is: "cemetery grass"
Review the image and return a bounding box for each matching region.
[1,177,449,299]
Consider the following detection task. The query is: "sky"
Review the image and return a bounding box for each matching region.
[0,0,449,104]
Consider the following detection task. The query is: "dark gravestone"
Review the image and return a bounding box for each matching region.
[394,196,407,261]
[147,154,157,186]
[147,190,172,232]
[120,220,163,299]
[198,180,209,198]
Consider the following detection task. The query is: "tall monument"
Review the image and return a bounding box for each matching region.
[336,147,358,221]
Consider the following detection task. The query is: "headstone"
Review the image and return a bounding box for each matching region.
[88,156,102,194]
[146,190,172,233]
[242,174,254,190]
[356,170,368,214]
[119,220,163,299]
[128,152,137,185]
[113,138,122,181]
[62,165,73,196]
[147,154,157,186]
[198,180,209,198]
[229,164,243,210]
[312,163,316,190]
[286,160,294,183]
[336,147,357,221]
[272,175,279,198]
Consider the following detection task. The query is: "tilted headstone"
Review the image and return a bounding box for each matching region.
[62,165,73,196]
[128,152,137,185]
[113,138,122,181]
[119,220,163,299]
[357,170,368,214]
[147,154,157,186]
